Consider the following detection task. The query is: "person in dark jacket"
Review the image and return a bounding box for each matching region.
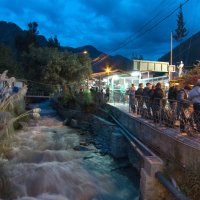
[142,82,152,117]
[176,85,191,119]
[152,82,164,123]
[168,83,178,110]
[135,83,143,114]
[188,80,200,132]
[177,85,192,133]
[128,84,136,113]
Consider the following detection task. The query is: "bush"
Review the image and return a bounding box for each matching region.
[82,90,93,105]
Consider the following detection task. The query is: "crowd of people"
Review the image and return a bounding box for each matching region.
[126,79,200,134]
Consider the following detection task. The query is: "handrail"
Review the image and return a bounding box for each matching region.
[99,107,190,200]
[109,94,200,136]
[99,107,156,157]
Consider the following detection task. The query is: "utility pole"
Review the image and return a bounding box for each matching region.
[169,32,173,81]
[170,32,173,66]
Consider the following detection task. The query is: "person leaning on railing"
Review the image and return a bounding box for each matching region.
[176,85,191,120]
[188,79,200,132]
[152,82,164,123]
[128,84,136,113]
[177,85,192,133]
[142,82,152,118]
[135,83,143,115]
[168,83,178,110]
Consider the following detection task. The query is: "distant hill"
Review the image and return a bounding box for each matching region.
[62,45,132,72]
[0,21,48,50]
[0,21,132,72]
[158,31,200,66]
[0,21,23,49]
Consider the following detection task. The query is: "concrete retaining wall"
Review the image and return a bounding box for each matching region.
[105,104,200,169]
[53,102,169,200]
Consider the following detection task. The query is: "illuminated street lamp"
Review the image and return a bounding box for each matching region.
[105,66,111,74]
[105,66,111,86]
[83,50,88,54]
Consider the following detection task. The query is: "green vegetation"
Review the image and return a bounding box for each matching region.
[173,3,188,61]
[1,21,92,93]
[183,62,200,85]
[173,3,187,42]
[0,43,22,77]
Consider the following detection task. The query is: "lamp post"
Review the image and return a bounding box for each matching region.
[105,66,111,86]
[82,50,89,89]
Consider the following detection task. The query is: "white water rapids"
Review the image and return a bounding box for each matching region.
[0,101,139,200]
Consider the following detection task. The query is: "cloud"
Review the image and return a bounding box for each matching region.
[0,0,200,60]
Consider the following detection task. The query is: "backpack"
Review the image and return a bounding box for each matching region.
[168,87,177,100]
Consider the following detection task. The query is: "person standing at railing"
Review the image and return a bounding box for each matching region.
[149,84,155,117]
[168,83,178,110]
[142,82,152,118]
[105,87,110,102]
[176,85,191,120]
[128,84,136,113]
[152,82,164,123]
[188,79,200,132]
[135,83,143,115]
[177,85,192,133]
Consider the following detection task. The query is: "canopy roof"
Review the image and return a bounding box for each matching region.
[91,69,131,78]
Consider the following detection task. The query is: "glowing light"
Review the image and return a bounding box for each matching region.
[113,75,119,80]
[131,71,140,76]
[103,78,107,82]
[105,66,111,74]
[83,51,88,54]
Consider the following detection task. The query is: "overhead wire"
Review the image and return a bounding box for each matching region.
[92,0,170,65]
[92,0,190,66]
[172,34,200,61]
[21,79,78,87]
[171,0,199,63]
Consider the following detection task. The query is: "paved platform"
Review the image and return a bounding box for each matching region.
[109,102,200,149]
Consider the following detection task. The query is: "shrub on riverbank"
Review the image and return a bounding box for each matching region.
[58,90,98,113]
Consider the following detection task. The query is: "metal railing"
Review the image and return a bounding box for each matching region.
[100,106,190,200]
[26,91,51,97]
[110,94,200,136]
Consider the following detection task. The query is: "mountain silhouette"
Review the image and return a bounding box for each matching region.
[158,31,200,66]
[0,21,132,72]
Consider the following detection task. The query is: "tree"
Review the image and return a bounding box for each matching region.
[173,3,188,62]
[26,22,39,48]
[21,46,92,94]
[15,21,39,53]
[47,35,60,48]
[0,43,21,76]
[173,3,187,41]
[183,61,200,85]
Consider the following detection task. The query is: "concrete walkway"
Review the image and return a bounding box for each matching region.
[109,102,200,149]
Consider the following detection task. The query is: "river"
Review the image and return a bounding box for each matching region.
[0,101,140,200]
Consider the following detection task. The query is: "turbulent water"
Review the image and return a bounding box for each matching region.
[1,101,139,200]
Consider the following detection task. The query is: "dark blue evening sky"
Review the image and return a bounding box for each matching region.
[0,0,200,60]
